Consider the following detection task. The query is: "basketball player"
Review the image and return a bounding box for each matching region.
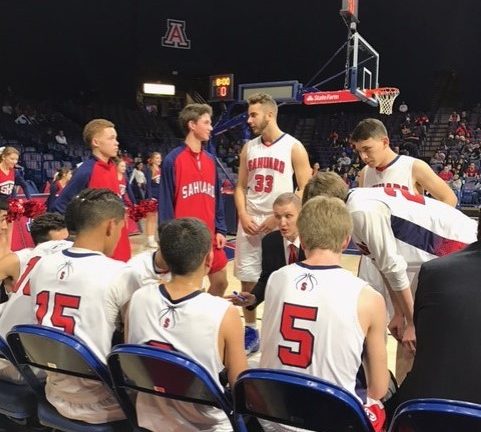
[234,93,311,354]
[53,119,132,261]
[0,213,69,289]
[259,196,389,432]
[128,218,247,432]
[0,214,71,384]
[30,189,139,424]
[352,118,458,380]
[159,104,228,297]
[353,118,457,205]
[303,172,477,379]
[128,222,170,286]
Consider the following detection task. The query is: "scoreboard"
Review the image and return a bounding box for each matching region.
[209,74,234,101]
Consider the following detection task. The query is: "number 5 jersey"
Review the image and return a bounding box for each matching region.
[260,262,367,401]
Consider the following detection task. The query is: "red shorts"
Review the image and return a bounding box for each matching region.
[364,401,386,432]
[209,246,228,274]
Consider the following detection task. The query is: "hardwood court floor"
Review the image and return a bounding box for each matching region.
[130,232,398,372]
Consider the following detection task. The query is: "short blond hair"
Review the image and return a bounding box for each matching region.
[83,119,115,147]
[297,195,352,253]
[0,146,20,161]
[302,172,348,205]
[247,92,278,115]
[178,104,213,135]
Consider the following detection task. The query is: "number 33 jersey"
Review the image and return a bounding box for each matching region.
[260,262,367,400]
[245,133,295,215]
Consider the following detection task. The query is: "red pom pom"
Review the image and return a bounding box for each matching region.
[6,198,25,222]
[139,199,157,214]
[23,200,46,219]
[128,204,147,222]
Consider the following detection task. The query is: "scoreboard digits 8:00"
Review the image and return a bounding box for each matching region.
[209,74,234,101]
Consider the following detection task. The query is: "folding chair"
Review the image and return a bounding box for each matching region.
[107,344,247,432]
[233,368,375,432]
[7,324,131,432]
[389,398,481,432]
[0,335,37,424]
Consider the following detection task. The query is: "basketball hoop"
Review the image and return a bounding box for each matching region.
[368,87,400,115]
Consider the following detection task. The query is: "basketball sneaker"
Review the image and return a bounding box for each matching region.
[244,326,260,355]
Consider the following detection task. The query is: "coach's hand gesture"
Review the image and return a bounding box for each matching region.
[225,291,256,307]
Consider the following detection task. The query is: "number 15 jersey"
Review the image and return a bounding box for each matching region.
[246,133,295,215]
[260,262,367,401]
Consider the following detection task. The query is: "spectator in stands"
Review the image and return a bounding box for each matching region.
[398,101,408,113]
[386,218,481,413]
[469,180,481,206]
[1,101,13,116]
[464,162,479,179]
[438,165,453,182]
[448,111,460,126]
[448,173,462,195]
[429,152,444,172]
[311,162,320,176]
[129,161,146,201]
[55,130,68,146]
[46,167,72,211]
[456,121,470,138]
[337,151,351,168]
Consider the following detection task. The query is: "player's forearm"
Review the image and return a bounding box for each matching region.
[392,287,414,325]
[234,187,247,215]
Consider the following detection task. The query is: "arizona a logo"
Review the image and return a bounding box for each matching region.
[162,19,191,49]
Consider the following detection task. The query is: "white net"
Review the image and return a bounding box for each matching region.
[373,88,400,115]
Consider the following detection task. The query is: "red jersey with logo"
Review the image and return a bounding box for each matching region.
[159,145,226,236]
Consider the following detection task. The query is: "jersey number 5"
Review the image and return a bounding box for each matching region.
[278,303,318,368]
[36,291,81,335]
[254,174,273,193]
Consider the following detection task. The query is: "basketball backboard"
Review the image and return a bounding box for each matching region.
[348,32,379,107]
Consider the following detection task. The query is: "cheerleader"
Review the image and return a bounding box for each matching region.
[144,152,161,248]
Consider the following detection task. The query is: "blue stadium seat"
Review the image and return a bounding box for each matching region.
[389,398,481,432]
[107,344,248,432]
[233,368,375,432]
[0,335,37,424]
[7,324,132,432]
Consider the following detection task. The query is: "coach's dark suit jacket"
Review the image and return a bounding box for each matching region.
[393,240,481,409]
[247,230,305,310]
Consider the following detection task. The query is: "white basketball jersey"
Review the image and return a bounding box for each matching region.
[0,240,73,335]
[30,248,138,361]
[348,188,477,290]
[260,263,366,402]
[128,250,171,286]
[128,284,231,432]
[0,240,73,384]
[245,133,295,215]
[363,155,415,191]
